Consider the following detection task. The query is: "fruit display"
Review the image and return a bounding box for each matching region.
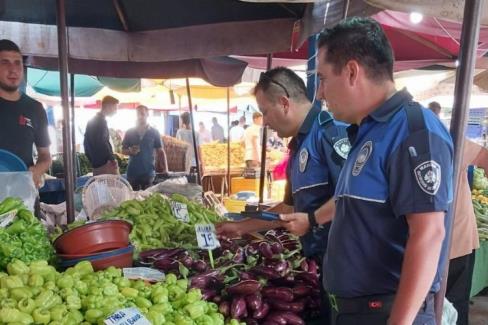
[0,259,234,325]
[473,188,488,241]
[100,193,226,252]
[139,230,320,324]
[200,142,245,172]
[0,198,54,269]
[473,166,488,191]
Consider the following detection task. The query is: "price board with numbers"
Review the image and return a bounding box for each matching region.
[194,224,220,250]
[170,201,190,223]
[104,307,151,325]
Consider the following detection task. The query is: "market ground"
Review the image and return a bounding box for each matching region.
[470,294,488,324]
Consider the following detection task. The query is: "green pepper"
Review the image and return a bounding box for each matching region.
[56,274,74,289]
[1,275,23,289]
[176,279,188,290]
[17,297,35,314]
[74,281,88,295]
[65,310,83,324]
[185,288,202,304]
[34,290,59,310]
[184,301,207,320]
[210,312,224,325]
[168,284,185,300]
[115,277,130,289]
[10,287,33,301]
[6,259,30,276]
[1,298,17,308]
[165,273,177,285]
[49,305,67,321]
[74,261,94,276]
[0,308,32,323]
[135,296,152,309]
[153,292,169,304]
[121,287,138,298]
[29,262,54,278]
[147,310,165,325]
[84,309,103,323]
[102,283,118,296]
[28,274,44,287]
[131,280,146,290]
[0,288,8,299]
[66,295,82,310]
[0,197,23,214]
[150,302,173,314]
[43,281,56,291]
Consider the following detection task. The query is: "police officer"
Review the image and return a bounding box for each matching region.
[283,18,453,325]
[216,67,350,324]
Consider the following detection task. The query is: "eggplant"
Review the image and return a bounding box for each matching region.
[153,258,179,272]
[281,240,299,250]
[252,266,281,280]
[192,260,208,272]
[239,271,255,281]
[265,312,287,325]
[262,322,280,325]
[245,292,262,311]
[300,260,309,272]
[212,295,222,304]
[281,312,305,325]
[268,260,289,273]
[292,285,312,297]
[180,254,193,268]
[268,300,305,313]
[259,242,274,259]
[252,302,270,319]
[219,301,230,317]
[244,319,259,325]
[244,245,258,257]
[232,247,245,264]
[139,248,185,262]
[270,241,284,254]
[227,280,262,296]
[262,287,294,302]
[295,272,319,286]
[308,259,319,275]
[190,269,221,289]
[231,297,247,320]
[201,289,217,301]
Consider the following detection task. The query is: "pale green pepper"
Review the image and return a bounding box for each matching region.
[32,308,50,324]
[17,297,36,314]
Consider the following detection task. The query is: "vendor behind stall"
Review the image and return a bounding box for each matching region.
[244,112,263,168]
[0,39,51,188]
[122,105,164,190]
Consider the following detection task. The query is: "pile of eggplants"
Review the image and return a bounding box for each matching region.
[138,230,321,324]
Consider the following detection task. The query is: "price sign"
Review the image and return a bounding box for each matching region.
[170,201,190,223]
[195,224,220,250]
[104,308,151,325]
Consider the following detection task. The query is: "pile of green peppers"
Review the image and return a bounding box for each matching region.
[101,194,226,252]
[0,259,240,325]
[0,198,54,269]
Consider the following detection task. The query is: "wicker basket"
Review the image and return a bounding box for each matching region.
[160,136,191,174]
[82,175,133,220]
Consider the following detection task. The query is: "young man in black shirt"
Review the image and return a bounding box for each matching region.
[84,96,119,175]
[0,39,51,187]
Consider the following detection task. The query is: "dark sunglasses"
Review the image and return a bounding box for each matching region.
[259,72,290,98]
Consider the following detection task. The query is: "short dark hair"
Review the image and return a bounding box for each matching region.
[252,112,263,121]
[101,96,119,109]
[0,39,21,53]
[136,105,148,114]
[428,101,441,111]
[318,17,394,82]
[181,112,191,126]
[253,67,308,103]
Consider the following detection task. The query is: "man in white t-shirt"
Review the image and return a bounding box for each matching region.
[244,112,263,167]
[229,119,245,142]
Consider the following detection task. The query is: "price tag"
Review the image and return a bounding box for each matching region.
[104,307,151,325]
[123,267,165,282]
[170,201,190,223]
[195,224,220,250]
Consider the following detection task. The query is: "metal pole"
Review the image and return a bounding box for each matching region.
[435,0,484,323]
[259,54,273,204]
[56,0,75,223]
[70,74,77,177]
[306,34,321,110]
[227,88,231,196]
[185,78,201,185]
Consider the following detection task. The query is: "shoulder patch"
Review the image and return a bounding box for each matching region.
[414,160,441,195]
[333,138,350,160]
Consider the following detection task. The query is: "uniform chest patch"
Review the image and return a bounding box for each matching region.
[334,138,351,160]
[299,148,309,173]
[352,141,373,176]
[414,160,441,195]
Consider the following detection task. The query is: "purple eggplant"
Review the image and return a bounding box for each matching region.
[292,285,312,297]
[300,260,309,272]
[245,292,262,311]
[180,254,193,268]
[244,319,259,325]
[192,260,208,272]
[231,297,247,320]
[270,241,284,254]
[265,312,287,325]
[308,259,318,275]
[201,289,217,301]
[262,287,294,302]
[244,245,258,257]
[281,312,305,325]
[227,280,262,296]
[232,247,245,264]
[271,274,295,287]
[219,301,230,317]
[239,271,255,281]
[213,295,222,304]
[190,269,221,289]
[269,300,305,313]
[259,242,274,259]
[252,266,281,280]
[153,258,179,272]
[268,260,289,273]
[139,248,185,262]
[252,302,270,319]
[295,272,319,286]
[281,240,299,250]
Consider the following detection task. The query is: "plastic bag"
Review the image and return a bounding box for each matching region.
[442,298,458,325]
[0,172,37,212]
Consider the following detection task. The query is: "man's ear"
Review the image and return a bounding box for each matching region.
[279,96,290,115]
[344,60,360,87]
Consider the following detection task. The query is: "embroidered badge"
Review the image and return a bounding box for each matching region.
[414,160,441,195]
[299,148,309,173]
[352,141,373,176]
[334,138,351,160]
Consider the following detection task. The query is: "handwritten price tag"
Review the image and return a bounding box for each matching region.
[195,224,220,250]
[170,201,190,223]
[104,308,151,325]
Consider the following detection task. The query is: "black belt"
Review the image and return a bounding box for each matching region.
[329,293,435,314]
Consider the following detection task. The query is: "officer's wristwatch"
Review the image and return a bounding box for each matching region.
[308,211,318,229]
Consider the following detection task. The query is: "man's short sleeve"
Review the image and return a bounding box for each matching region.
[388,130,453,217]
[35,105,51,148]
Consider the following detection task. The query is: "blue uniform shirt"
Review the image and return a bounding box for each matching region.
[285,106,349,257]
[325,90,454,298]
[122,126,162,180]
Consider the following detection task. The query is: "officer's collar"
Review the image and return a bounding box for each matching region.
[369,88,413,122]
[298,105,321,135]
